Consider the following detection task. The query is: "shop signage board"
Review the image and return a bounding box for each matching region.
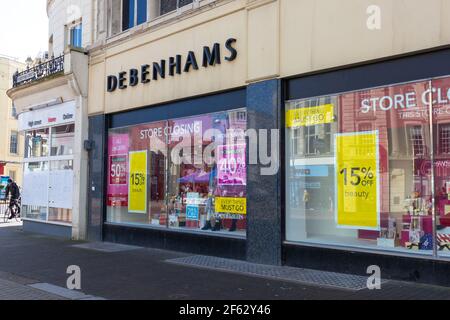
[286,104,334,128]
[217,144,247,186]
[215,197,247,215]
[335,131,380,230]
[18,101,75,131]
[106,38,238,93]
[128,150,148,214]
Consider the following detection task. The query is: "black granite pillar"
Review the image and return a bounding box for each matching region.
[87,115,106,241]
[246,79,282,266]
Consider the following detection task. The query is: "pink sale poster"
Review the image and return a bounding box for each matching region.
[217,144,247,186]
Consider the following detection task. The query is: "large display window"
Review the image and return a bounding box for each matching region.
[286,76,450,257]
[107,109,247,237]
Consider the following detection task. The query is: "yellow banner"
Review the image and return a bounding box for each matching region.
[128,150,147,213]
[335,131,379,230]
[215,197,247,215]
[286,104,334,128]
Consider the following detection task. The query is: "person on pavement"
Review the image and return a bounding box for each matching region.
[5,179,20,220]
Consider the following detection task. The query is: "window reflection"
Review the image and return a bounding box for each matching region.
[25,129,49,158]
[106,109,247,237]
[51,124,75,156]
[286,80,434,254]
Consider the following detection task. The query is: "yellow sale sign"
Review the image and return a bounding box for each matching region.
[335,131,380,230]
[128,150,147,214]
[215,197,247,215]
[286,104,334,128]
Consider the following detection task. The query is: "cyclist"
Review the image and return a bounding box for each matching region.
[5,179,20,220]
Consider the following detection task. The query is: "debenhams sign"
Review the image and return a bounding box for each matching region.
[107,38,237,92]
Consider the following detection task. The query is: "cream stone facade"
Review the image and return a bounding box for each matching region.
[0,56,25,185]
[88,0,450,115]
[82,0,450,283]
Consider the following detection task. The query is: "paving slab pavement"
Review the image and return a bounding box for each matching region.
[1,225,450,300]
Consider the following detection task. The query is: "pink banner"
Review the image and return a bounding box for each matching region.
[107,134,129,207]
[217,144,247,186]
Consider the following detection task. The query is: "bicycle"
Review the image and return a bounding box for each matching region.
[3,198,21,223]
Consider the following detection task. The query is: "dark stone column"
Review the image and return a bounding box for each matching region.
[246,79,282,266]
[87,115,106,241]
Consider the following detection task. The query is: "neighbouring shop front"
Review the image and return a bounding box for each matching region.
[18,101,75,237]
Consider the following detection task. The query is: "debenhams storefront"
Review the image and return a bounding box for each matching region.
[87,0,450,285]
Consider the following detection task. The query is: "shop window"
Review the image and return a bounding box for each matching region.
[22,161,49,221]
[24,162,49,173]
[48,208,72,224]
[9,131,18,155]
[22,205,48,222]
[431,77,450,258]
[106,109,247,237]
[50,160,74,171]
[51,124,75,156]
[286,79,434,255]
[123,0,147,31]
[25,129,49,158]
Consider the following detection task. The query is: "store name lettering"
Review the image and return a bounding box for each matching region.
[107,38,238,93]
[361,86,450,113]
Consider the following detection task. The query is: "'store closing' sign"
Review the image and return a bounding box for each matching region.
[215,197,247,215]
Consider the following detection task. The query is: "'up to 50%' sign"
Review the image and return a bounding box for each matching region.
[335,131,380,231]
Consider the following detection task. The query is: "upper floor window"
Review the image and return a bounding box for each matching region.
[161,0,194,15]
[10,131,18,155]
[123,0,147,31]
[70,23,83,48]
[11,104,17,119]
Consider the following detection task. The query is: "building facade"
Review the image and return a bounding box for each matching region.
[85,0,450,286]
[0,56,25,185]
[8,0,450,286]
[6,0,94,240]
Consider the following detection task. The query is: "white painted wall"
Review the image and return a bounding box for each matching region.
[47,0,94,56]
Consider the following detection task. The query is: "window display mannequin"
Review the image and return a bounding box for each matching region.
[201,189,217,231]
